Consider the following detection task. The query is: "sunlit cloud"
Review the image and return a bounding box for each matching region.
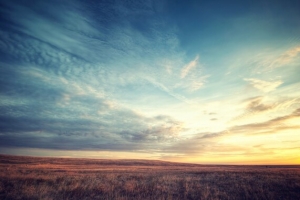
[244,78,283,93]
[164,107,300,163]
[244,96,276,112]
[267,46,300,70]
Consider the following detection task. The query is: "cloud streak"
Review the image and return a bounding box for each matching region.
[181,55,199,79]
[244,78,283,93]
[267,46,300,70]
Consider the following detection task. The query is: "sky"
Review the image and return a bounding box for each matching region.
[0,0,300,164]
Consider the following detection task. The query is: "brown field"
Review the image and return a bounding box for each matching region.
[0,155,299,200]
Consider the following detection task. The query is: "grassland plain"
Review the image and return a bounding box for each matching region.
[0,154,300,200]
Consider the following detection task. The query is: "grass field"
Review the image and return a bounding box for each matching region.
[0,154,299,200]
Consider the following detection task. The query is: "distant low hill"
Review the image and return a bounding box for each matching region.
[0,154,201,167]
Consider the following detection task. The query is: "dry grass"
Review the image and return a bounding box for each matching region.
[0,155,300,200]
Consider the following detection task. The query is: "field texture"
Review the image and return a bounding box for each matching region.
[0,155,300,200]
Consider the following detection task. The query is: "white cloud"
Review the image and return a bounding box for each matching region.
[190,75,210,91]
[244,78,283,93]
[267,46,300,70]
[181,55,199,79]
[145,77,191,104]
[176,75,210,92]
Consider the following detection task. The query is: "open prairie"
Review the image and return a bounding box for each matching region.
[0,155,299,200]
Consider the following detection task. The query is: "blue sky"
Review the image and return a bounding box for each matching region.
[0,0,300,164]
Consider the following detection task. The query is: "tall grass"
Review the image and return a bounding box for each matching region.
[0,155,299,200]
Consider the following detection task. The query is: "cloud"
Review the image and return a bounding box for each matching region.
[238,107,300,134]
[242,96,299,115]
[244,96,276,113]
[165,107,300,155]
[227,44,300,78]
[0,0,198,153]
[1,0,299,163]
[180,55,199,79]
[0,1,101,62]
[163,129,246,155]
[189,75,210,91]
[228,107,300,136]
[145,77,192,103]
[244,78,283,92]
[245,45,300,74]
[0,100,185,151]
[267,46,300,70]
[232,95,300,125]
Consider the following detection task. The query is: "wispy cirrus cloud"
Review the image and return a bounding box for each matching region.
[267,46,300,70]
[180,55,199,79]
[170,55,209,92]
[244,78,283,93]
